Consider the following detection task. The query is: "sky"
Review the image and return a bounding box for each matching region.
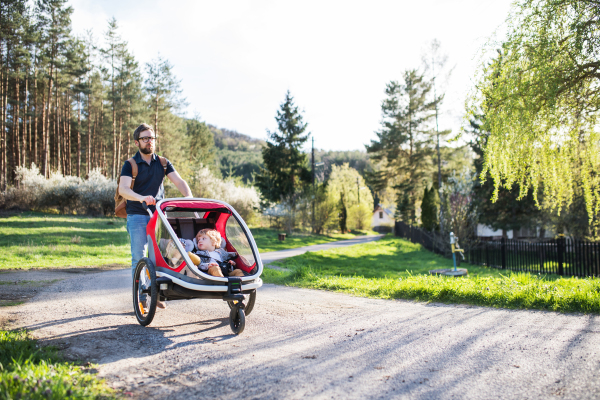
[69,0,513,152]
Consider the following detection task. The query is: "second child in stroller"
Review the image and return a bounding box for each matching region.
[179,229,245,277]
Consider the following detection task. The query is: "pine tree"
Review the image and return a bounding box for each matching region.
[256,91,311,204]
[366,69,439,224]
[421,186,440,231]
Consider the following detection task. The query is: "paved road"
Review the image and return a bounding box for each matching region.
[259,234,385,265]
[2,236,600,399]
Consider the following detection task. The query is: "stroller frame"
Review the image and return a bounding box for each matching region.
[133,197,263,334]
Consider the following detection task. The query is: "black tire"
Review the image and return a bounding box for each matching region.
[229,306,245,335]
[133,257,158,326]
[245,290,256,316]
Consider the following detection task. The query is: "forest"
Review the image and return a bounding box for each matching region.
[0,0,212,189]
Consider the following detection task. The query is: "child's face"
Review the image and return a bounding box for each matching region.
[196,234,216,251]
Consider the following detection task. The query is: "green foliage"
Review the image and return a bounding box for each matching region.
[421,186,439,231]
[326,164,373,232]
[264,236,600,313]
[366,70,439,224]
[256,91,311,204]
[0,329,116,399]
[0,212,129,269]
[469,114,541,233]
[208,125,265,184]
[473,0,600,222]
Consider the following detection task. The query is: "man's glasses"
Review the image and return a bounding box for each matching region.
[139,136,156,143]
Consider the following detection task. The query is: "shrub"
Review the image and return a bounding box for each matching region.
[0,165,117,216]
[189,166,260,221]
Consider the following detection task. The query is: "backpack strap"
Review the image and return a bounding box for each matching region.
[158,156,168,176]
[128,158,137,188]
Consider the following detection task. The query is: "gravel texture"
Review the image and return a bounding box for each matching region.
[2,267,600,399]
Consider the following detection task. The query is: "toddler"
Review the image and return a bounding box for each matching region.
[180,229,244,277]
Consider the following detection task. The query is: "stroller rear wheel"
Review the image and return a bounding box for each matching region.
[229,305,246,334]
[133,257,158,326]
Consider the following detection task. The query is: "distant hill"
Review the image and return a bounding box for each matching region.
[207,125,374,185]
[208,125,265,184]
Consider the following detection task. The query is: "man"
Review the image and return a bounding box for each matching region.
[119,123,192,308]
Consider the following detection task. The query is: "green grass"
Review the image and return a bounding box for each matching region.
[0,212,130,270]
[251,227,378,253]
[263,236,600,313]
[0,329,116,399]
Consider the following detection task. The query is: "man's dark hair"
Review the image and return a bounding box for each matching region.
[133,123,154,141]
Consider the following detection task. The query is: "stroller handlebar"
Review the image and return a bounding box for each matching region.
[141,201,153,217]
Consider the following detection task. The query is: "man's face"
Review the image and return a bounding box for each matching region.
[135,129,156,155]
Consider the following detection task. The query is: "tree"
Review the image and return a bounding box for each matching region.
[256,91,311,205]
[326,164,373,232]
[473,0,600,220]
[421,185,439,231]
[366,69,439,224]
[469,112,541,237]
[144,55,186,156]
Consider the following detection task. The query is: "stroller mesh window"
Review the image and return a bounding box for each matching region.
[155,216,184,268]
[226,216,255,267]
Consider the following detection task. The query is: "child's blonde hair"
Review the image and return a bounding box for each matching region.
[196,229,221,248]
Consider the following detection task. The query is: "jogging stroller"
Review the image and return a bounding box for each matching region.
[133,198,263,334]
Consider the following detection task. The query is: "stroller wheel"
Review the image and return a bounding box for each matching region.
[227,290,256,316]
[133,257,158,326]
[229,305,245,335]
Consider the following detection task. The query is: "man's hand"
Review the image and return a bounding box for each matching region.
[142,196,156,205]
[208,262,219,268]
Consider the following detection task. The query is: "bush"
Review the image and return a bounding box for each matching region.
[189,166,260,221]
[0,165,117,216]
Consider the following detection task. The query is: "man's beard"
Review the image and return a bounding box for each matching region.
[140,146,153,155]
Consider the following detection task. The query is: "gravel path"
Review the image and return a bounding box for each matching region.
[2,235,600,399]
[2,267,600,399]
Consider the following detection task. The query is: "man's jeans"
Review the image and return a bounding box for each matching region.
[126,214,151,280]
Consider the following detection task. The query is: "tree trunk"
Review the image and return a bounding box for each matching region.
[44,63,54,178]
[117,115,122,169]
[66,92,71,175]
[154,94,159,153]
[33,69,38,166]
[22,75,28,167]
[77,90,81,177]
[87,93,91,176]
[14,76,21,171]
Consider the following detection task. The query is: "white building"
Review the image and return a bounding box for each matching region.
[372,204,395,232]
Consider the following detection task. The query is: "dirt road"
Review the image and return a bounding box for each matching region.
[3,267,600,399]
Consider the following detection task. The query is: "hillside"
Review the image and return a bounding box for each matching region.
[208,125,265,183]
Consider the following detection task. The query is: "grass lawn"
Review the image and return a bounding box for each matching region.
[263,235,600,313]
[0,212,130,270]
[0,329,116,399]
[0,212,377,270]
[251,227,378,253]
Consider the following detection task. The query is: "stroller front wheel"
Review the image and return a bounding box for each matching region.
[229,305,245,335]
[227,290,256,316]
[133,257,158,326]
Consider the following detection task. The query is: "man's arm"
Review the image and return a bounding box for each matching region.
[167,171,193,197]
[118,176,156,205]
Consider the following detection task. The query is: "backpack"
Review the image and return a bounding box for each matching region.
[114,156,168,218]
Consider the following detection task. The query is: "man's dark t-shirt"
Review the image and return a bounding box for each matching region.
[120,151,175,215]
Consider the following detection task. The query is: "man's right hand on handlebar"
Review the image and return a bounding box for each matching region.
[142,196,156,205]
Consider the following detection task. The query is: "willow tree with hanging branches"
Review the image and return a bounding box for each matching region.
[472,0,600,227]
